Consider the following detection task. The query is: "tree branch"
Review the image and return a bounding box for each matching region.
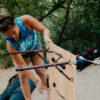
[39,0,65,21]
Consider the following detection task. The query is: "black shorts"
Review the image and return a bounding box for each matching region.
[22,39,42,58]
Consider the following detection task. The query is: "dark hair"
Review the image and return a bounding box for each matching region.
[0,15,15,32]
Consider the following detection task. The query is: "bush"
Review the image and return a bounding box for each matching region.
[0,34,13,68]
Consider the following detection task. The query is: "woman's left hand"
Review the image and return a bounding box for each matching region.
[44,35,53,44]
[43,28,53,44]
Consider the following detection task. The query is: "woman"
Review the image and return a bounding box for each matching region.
[0,15,52,100]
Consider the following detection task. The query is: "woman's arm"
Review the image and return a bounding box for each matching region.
[21,15,52,43]
[7,41,27,67]
[7,40,39,83]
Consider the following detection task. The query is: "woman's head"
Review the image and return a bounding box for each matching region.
[0,15,15,32]
[0,15,20,39]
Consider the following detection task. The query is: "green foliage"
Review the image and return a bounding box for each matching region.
[5,0,53,19]
[0,0,100,68]
[0,34,13,68]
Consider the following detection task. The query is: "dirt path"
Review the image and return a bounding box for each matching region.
[0,64,100,100]
[77,65,100,100]
[0,67,16,94]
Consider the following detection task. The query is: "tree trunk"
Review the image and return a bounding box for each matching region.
[57,0,73,45]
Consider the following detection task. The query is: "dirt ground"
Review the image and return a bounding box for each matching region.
[0,68,16,94]
[77,65,100,100]
[0,64,100,100]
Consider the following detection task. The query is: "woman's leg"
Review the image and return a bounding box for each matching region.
[30,53,47,88]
